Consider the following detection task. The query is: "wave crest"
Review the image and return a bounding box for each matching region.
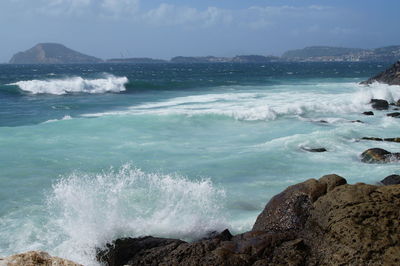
[9,74,128,95]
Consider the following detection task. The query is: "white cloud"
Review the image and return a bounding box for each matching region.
[142,4,232,28]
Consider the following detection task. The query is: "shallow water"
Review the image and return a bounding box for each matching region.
[1,62,399,265]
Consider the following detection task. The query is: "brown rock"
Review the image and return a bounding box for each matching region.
[97,175,400,266]
[0,251,81,266]
[360,148,400,163]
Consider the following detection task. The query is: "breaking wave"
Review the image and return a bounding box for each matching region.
[43,164,227,265]
[9,74,128,95]
[83,82,400,121]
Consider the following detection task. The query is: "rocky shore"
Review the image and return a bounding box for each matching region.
[2,174,399,266]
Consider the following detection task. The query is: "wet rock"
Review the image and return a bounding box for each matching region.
[387,112,400,117]
[362,137,383,141]
[351,120,364,123]
[362,137,400,143]
[381,174,400,185]
[370,99,389,110]
[97,236,185,266]
[362,111,374,115]
[301,147,327,153]
[384,138,400,143]
[360,148,400,163]
[97,175,400,266]
[396,99,400,106]
[0,251,81,266]
[361,61,400,85]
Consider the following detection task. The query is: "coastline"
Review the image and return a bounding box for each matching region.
[2,174,399,265]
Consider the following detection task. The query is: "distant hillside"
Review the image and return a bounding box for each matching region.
[107,58,167,64]
[282,45,400,62]
[9,43,103,64]
[170,55,279,63]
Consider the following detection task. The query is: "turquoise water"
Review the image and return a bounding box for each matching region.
[1,62,400,265]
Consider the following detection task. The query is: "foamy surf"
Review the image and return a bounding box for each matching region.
[42,164,226,265]
[9,74,128,95]
[82,82,400,121]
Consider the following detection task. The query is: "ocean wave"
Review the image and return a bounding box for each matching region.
[83,82,400,121]
[9,74,128,95]
[44,164,227,265]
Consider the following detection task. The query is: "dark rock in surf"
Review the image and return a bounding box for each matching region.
[381,174,400,185]
[361,61,400,85]
[362,111,374,116]
[362,137,400,143]
[387,112,400,117]
[370,99,389,110]
[360,148,400,163]
[362,137,384,141]
[351,120,364,123]
[301,147,327,153]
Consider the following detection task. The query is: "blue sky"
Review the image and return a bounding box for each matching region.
[1,0,399,62]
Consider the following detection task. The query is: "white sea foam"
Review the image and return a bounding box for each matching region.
[42,164,226,265]
[83,82,400,121]
[10,74,128,95]
[43,115,72,124]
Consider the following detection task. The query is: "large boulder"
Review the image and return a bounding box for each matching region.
[370,99,389,110]
[0,251,81,266]
[252,174,346,232]
[361,61,400,85]
[361,148,400,163]
[381,174,400,185]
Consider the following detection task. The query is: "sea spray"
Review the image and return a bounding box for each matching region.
[44,164,227,265]
[9,74,128,95]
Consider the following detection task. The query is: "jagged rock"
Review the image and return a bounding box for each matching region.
[362,111,374,115]
[361,61,400,85]
[0,251,81,266]
[301,147,327,153]
[381,174,400,185]
[97,175,400,266]
[370,99,389,110]
[387,112,400,117]
[361,148,400,163]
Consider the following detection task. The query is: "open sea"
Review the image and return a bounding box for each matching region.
[1,62,400,265]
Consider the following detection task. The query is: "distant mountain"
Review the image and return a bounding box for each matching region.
[170,55,279,63]
[106,58,167,64]
[282,45,400,62]
[9,43,103,64]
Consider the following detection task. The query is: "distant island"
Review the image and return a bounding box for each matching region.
[9,43,103,64]
[8,43,400,64]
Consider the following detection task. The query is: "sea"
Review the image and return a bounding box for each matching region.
[1,62,400,265]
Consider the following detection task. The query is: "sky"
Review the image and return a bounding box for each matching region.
[0,0,399,62]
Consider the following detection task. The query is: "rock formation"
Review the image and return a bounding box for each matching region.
[9,43,103,64]
[361,61,400,85]
[0,251,81,266]
[370,99,389,110]
[360,148,400,163]
[97,175,400,266]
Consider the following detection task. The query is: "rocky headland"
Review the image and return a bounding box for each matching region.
[361,60,400,85]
